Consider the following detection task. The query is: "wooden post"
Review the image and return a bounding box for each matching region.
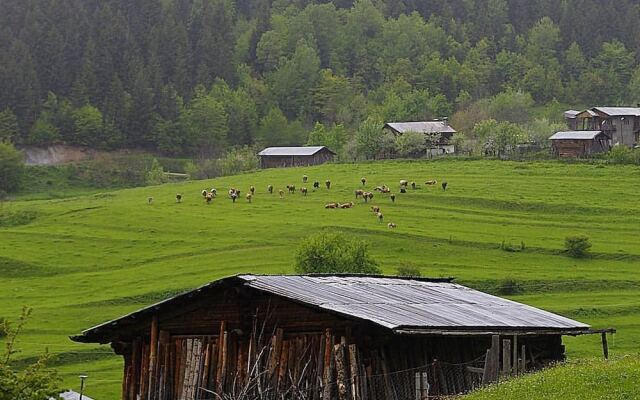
[348,344,359,400]
[334,343,348,400]
[148,316,159,400]
[521,345,526,374]
[501,339,511,378]
[601,332,609,360]
[322,329,334,400]
[512,335,518,376]
[481,349,492,385]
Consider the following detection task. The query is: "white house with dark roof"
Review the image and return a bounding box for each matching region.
[384,120,458,155]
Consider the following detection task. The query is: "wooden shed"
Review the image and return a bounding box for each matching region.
[72,275,611,400]
[258,146,336,169]
[549,131,610,157]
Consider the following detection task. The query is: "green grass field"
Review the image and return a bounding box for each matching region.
[2,159,640,398]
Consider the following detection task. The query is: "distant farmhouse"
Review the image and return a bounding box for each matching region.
[552,107,640,157]
[384,120,457,156]
[258,146,335,169]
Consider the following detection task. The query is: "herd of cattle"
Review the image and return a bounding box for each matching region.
[152,174,448,230]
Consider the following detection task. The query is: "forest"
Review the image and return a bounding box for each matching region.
[1,0,640,158]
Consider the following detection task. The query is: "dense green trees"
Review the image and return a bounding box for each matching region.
[0,141,24,193]
[1,0,640,157]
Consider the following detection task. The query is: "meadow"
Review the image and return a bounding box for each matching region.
[1,159,640,398]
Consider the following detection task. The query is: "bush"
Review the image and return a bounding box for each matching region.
[496,278,523,295]
[145,158,168,185]
[0,141,24,193]
[396,264,422,277]
[0,318,6,338]
[606,145,640,165]
[0,307,61,400]
[217,146,259,176]
[295,232,380,275]
[564,234,592,258]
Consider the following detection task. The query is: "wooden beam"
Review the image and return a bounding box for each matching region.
[601,332,609,360]
[512,335,518,376]
[502,339,511,378]
[148,316,159,400]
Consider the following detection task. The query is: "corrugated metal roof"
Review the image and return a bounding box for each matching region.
[549,131,604,140]
[593,107,640,116]
[72,275,589,343]
[50,391,95,400]
[241,275,588,330]
[385,121,457,134]
[563,110,579,118]
[258,146,334,156]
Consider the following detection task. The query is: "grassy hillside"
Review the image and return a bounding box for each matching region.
[1,159,640,398]
[463,357,640,400]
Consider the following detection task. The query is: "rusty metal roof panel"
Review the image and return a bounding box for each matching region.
[258,146,335,156]
[240,275,588,331]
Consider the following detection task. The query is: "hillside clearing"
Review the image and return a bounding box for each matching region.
[463,357,640,400]
[1,159,640,398]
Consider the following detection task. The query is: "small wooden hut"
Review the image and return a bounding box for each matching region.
[72,275,611,400]
[258,146,336,169]
[549,131,610,157]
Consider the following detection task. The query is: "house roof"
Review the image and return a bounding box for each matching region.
[72,275,589,343]
[592,107,640,117]
[50,391,95,400]
[563,110,580,119]
[385,121,457,134]
[549,131,604,140]
[258,146,335,156]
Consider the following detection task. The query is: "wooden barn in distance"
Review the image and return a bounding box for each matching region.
[549,131,610,157]
[258,146,336,168]
[72,275,613,400]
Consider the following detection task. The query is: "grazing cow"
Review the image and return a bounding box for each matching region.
[361,177,367,186]
[202,190,208,197]
[206,193,213,204]
[355,189,364,199]
[250,186,255,195]
[366,192,374,202]
[377,212,384,222]
[325,203,339,209]
[390,194,396,203]
[400,180,408,187]
[231,193,238,203]
[303,175,308,183]
[148,197,154,205]
[325,180,331,189]
[210,188,217,197]
[371,206,380,213]
[339,202,354,209]
[425,180,437,186]
[411,182,417,190]
[388,222,397,229]
[268,185,274,194]
[176,194,182,203]
[400,187,407,194]
[442,181,448,191]
[287,185,296,194]
[246,193,252,203]
[301,187,308,196]
[279,189,285,199]
[313,181,320,190]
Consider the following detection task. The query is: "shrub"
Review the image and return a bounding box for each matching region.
[497,278,523,295]
[0,318,6,338]
[396,264,422,277]
[145,158,167,185]
[0,307,61,400]
[295,232,380,275]
[217,146,259,176]
[606,145,640,165]
[0,141,24,193]
[565,234,592,258]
